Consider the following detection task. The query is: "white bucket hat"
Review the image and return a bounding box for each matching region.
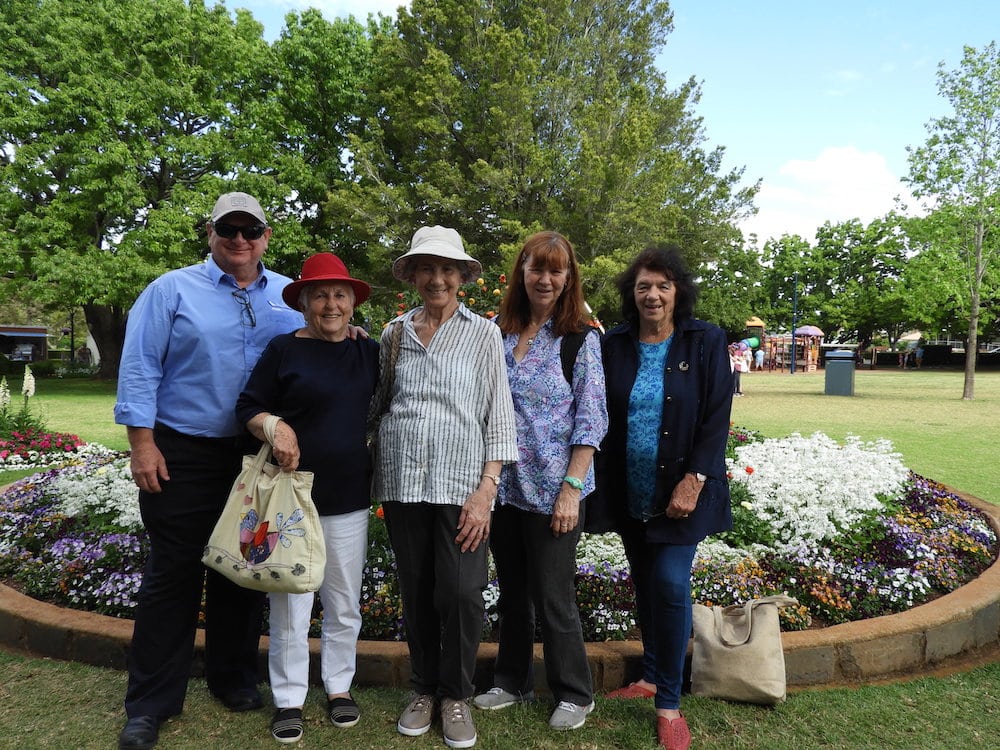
[392,225,482,283]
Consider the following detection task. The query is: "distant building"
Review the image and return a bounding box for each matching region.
[0,325,49,362]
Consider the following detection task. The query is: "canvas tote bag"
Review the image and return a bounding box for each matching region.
[691,594,798,705]
[202,416,325,593]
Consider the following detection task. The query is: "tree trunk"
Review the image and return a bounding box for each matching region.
[84,303,127,380]
[962,220,985,400]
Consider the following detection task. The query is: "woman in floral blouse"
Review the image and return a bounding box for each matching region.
[473,231,608,732]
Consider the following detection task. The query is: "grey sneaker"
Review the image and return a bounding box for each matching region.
[440,698,477,748]
[397,693,435,737]
[472,686,534,710]
[548,700,595,730]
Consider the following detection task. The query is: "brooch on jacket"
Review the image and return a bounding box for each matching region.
[679,361,690,371]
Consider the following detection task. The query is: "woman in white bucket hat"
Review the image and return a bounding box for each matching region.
[372,226,518,749]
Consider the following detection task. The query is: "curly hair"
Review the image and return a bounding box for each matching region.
[498,231,589,337]
[616,244,698,326]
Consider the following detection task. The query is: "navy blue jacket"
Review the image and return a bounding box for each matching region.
[593,317,733,544]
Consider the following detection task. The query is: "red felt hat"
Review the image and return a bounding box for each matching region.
[282,253,371,309]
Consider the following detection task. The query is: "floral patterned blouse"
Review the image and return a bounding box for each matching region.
[498,320,608,515]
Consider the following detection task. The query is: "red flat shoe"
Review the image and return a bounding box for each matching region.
[656,714,691,750]
[605,681,656,699]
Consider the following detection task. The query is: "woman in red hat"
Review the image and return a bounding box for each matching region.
[236,253,378,744]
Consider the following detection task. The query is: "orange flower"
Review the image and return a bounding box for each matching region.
[745,466,755,475]
[375,505,384,519]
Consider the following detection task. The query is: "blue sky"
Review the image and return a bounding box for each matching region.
[239,0,999,244]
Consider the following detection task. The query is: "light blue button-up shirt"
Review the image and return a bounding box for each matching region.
[114,255,304,437]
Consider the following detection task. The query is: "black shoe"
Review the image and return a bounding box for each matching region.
[118,716,160,750]
[216,687,264,712]
[271,708,304,744]
[328,695,361,728]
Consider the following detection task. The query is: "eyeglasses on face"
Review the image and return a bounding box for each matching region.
[232,289,257,327]
[213,222,268,241]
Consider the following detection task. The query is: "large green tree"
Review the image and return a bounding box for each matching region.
[695,238,769,336]
[327,0,756,323]
[812,216,909,351]
[0,0,279,377]
[905,42,1000,399]
[0,2,372,377]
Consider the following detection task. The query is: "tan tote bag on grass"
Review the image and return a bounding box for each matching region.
[202,416,325,593]
[691,594,798,705]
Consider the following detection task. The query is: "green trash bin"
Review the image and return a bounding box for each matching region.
[824,350,855,396]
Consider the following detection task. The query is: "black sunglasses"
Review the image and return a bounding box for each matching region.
[213,222,268,240]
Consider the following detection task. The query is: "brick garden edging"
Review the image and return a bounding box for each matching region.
[1,488,997,690]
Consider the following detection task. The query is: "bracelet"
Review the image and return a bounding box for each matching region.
[482,472,500,487]
[562,475,584,490]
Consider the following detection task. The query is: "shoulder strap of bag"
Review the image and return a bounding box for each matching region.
[560,327,596,385]
[368,321,403,426]
[714,595,798,647]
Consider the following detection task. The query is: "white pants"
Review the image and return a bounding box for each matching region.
[268,508,369,708]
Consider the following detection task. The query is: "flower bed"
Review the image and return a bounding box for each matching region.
[0,429,996,640]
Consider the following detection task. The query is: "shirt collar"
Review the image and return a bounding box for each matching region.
[205,254,269,289]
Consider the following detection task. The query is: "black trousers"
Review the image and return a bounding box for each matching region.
[489,503,592,705]
[383,501,487,700]
[124,427,265,719]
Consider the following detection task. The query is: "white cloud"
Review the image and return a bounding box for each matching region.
[741,146,913,245]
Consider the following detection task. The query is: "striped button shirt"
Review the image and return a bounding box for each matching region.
[373,304,519,506]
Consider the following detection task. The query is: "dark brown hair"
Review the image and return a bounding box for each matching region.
[498,231,589,337]
[616,244,698,326]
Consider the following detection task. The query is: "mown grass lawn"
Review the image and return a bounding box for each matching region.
[1,369,999,749]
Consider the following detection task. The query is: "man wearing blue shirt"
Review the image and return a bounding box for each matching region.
[115,192,305,750]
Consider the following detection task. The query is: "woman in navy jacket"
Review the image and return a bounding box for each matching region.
[597,245,733,750]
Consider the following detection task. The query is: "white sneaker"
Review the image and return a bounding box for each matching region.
[548,700,595,730]
[472,686,533,710]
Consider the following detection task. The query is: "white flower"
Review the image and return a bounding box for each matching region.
[51,455,143,530]
[578,533,629,569]
[21,366,35,398]
[726,431,909,555]
[0,376,9,410]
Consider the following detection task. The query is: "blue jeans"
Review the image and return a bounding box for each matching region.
[621,520,697,710]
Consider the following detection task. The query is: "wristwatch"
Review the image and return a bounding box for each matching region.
[482,473,500,487]
[563,475,585,490]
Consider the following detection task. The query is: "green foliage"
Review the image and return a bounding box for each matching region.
[328,0,756,327]
[716,481,775,549]
[905,41,1000,398]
